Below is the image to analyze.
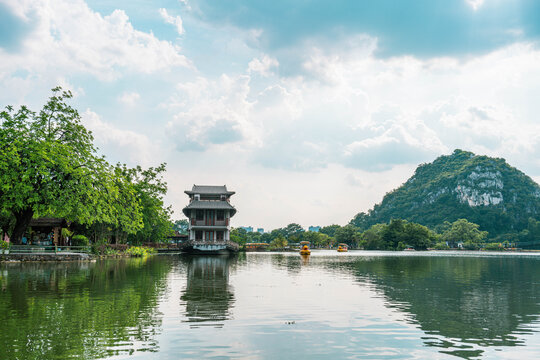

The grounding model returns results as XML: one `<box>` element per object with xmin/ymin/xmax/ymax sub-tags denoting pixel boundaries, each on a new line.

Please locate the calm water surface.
<box><xmin>2</xmin><ymin>251</ymin><xmax>540</xmax><ymax>359</ymax></box>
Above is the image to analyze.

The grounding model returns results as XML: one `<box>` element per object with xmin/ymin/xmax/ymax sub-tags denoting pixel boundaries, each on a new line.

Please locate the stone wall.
<box><xmin>0</xmin><ymin>253</ymin><xmax>95</xmax><ymax>262</ymax></box>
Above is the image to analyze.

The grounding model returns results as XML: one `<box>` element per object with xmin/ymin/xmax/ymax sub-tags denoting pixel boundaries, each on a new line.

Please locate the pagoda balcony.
<box><xmin>191</xmin><ymin>219</ymin><xmax>229</xmax><ymax>226</ymax></box>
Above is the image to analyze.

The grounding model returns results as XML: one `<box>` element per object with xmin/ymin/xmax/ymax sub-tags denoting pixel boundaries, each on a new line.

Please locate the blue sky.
<box><xmin>1</xmin><ymin>0</ymin><xmax>540</xmax><ymax>229</ymax></box>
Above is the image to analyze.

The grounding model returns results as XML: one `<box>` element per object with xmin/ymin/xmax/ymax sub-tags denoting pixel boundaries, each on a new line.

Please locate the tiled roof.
<box><xmin>182</xmin><ymin>200</ymin><xmax>237</xmax><ymax>217</ymax></box>
<box><xmin>185</xmin><ymin>185</ymin><xmax>235</xmax><ymax>195</ymax></box>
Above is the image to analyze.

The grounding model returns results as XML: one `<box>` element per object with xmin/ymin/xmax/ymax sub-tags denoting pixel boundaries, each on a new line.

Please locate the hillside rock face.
<box><xmin>351</xmin><ymin>150</ymin><xmax>540</xmax><ymax>236</ymax></box>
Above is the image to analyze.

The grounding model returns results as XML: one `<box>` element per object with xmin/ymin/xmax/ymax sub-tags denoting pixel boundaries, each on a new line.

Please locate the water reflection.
<box><xmin>180</xmin><ymin>255</ymin><xmax>235</xmax><ymax>327</ymax></box>
<box><xmin>0</xmin><ymin>257</ymin><xmax>172</xmax><ymax>359</ymax></box>
<box><xmin>341</xmin><ymin>254</ymin><xmax>540</xmax><ymax>358</ymax></box>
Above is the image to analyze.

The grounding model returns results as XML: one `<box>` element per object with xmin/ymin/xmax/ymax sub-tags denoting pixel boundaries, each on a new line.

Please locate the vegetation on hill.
<box><xmin>350</xmin><ymin>149</ymin><xmax>540</xmax><ymax>238</ymax></box>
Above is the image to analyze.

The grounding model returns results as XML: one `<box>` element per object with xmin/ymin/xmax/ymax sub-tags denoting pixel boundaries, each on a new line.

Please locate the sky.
<box><xmin>1</xmin><ymin>0</ymin><xmax>540</xmax><ymax>230</ymax></box>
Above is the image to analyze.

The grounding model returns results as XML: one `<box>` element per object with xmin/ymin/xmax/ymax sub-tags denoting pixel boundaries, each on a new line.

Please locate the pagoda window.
<box><xmin>195</xmin><ymin>230</ymin><xmax>203</xmax><ymax>240</ymax></box>
<box><xmin>216</xmin><ymin>231</ymin><xmax>224</xmax><ymax>241</ymax></box>
<box><xmin>217</xmin><ymin>210</ymin><xmax>224</xmax><ymax>221</ymax></box>
<box><xmin>196</xmin><ymin>210</ymin><xmax>204</xmax><ymax>221</ymax></box>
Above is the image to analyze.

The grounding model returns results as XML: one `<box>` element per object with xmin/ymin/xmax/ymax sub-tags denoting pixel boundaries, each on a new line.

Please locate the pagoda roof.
<box><xmin>182</xmin><ymin>200</ymin><xmax>237</xmax><ymax>217</ymax></box>
<box><xmin>185</xmin><ymin>185</ymin><xmax>235</xmax><ymax>196</ymax></box>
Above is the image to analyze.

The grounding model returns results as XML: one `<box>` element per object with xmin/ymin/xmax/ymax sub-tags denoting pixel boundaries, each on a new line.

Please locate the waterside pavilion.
<box><xmin>182</xmin><ymin>185</ymin><xmax>237</xmax><ymax>253</ymax></box>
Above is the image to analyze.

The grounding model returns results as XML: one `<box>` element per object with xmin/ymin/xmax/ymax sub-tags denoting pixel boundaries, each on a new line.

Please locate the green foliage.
<box><xmin>172</xmin><ymin>219</ymin><xmax>189</xmax><ymax>234</ymax></box>
<box><xmin>283</xmin><ymin>223</ymin><xmax>304</xmax><ymax>242</ymax></box>
<box><xmin>484</xmin><ymin>242</ymin><xmax>504</xmax><ymax>251</ymax></box>
<box><xmin>357</xmin><ymin>220</ymin><xmax>437</xmax><ymax>250</ymax></box>
<box><xmin>61</xmin><ymin>227</ymin><xmax>73</xmax><ymax>238</ymax></box>
<box><xmin>0</xmin><ymin>87</ymin><xmax>144</xmax><ymax>243</ymax></box>
<box><xmin>231</xmin><ymin>227</ymin><xmax>248</xmax><ymax>246</ymax></box>
<box><xmin>126</xmin><ymin>246</ymin><xmax>156</xmax><ymax>257</ymax></box>
<box><xmin>320</xmin><ymin>224</ymin><xmax>341</xmax><ymax>237</ymax></box>
<box><xmin>335</xmin><ymin>224</ymin><xmax>361</xmax><ymax>248</ymax></box>
<box><xmin>441</xmin><ymin>219</ymin><xmax>487</xmax><ymax>247</ymax></box>
<box><xmin>0</xmin><ymin>240</ymin><xmax>10</xmax><ymax>250</ymax></box>
<box><xmin>350</xmin><ymin>149</ymin><xmax>540</xmax><ymax>238</ymax></box>
<box><xmin>359</xmin><ymin>223</ymin><xmax>386</xmax><ymax>250</ymax></box>
<box><xmin>121</xmin><ymin>163</ymin><xmax>173</xmax><ymax>244</ymax></box>
<box><xmin>434</xmin><ymin>242</ymin><xmax>450</xmax><ymax>250</ymax></box>
<box><xmin>269</xmin><ymin>235</ymin><xmax>288</xmax><ymax>250</ymax></box>
<box><xmin>463</xmin><ymin>241</ymin><xmax>480</xmax><ymax>250</ymax></box>
<box><xmin>71</xmin><ymin>234</ymin><xmax>89</xmax><ymax>246</ymax></box>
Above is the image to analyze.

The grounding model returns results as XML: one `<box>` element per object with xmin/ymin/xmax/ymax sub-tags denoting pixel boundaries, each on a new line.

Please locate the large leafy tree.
<box><xmin>0</xmin><ymin>88</ymin><xmax>142</xmax><ymax>243</ymax></box>
<box><xmin>441</xmin><ymin>218</ymin><xmax>488</xmax><ymax>248</ymax></box>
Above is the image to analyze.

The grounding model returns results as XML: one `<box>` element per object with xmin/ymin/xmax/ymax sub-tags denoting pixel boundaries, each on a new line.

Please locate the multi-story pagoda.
<box><xmin>181</xmin><ymin>185</ymin><xmax>239</xmax><ymax>253</ymax></box>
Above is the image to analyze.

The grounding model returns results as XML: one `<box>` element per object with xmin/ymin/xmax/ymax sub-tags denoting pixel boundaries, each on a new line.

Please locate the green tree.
<box><xmin>335</xmin><ymin>224</ymin><xmax>361</xmax><ymax>248</ymax></box>
<box><xmin>172</xmin><ymin>219</ymin><xmax>189</xmax><ymax>234</ymax></box>
<box><xmin>441</xmin><ymin>219</ymin><xmax>488</xmax><ymax>248</ymax></box>
<box><xmin>269</xmin><ymin>235</ymin><xmax>288</xmax><ymax>250</ymax></box>
<box><xmin>230</xmin><ymin>227</ymin><xmax>248</xmax><ymax>246</ymax></box>
<box><xmin>302</xmin><ymin>231</ymin><xmax>319</xmax><ymax>247</ymax></box>
<box><xmin>124</xmin><ymin>163</ymin><xmax>173</xmax><ymax>244</ymax></box>
<box><xmin>403</xmin><ymin>222</ymin><xmax>437</xmax><ymax>250</ymax></box>
<box><xmin>0</xmin><ymin>87</ymin><xmax>131</xmax><ymax>243</ymax></box>
<box><xmin>381</xmin><ymin>219</ymin><xmax>407</xmax><ymax>250</ymax></box>
<box><xmin>320</xmin><ymin>224</ymin><xmax>341</xmax><ymax>237</ymax></box>
<box><xmin>283</xmin><ymin>223</ymin><xmax>304</xmax><ymax>241</ymax></box>
<box><xmin>360</xmin><ymin>223</ymin><xmax>387</xmax><ymax>250</ymax></box>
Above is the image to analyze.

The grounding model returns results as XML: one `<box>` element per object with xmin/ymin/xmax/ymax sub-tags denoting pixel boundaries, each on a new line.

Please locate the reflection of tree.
<box><xmin>343</xmin><ymin>256</ymin><xmax>540</xmax><ymax>358</ymax></box>
<box><xmin>180</xmin><ymin>255</ymin><xmax>235</xmax><ymax>327</ymax></box>
<box><xmin>0</xmin><ymin>257</ymin><xmax>173</xmax><ymax>359</ymax></box>
<box><xmin>269</xmin><ymin>253</ymin><xmax>302</xmax><ymax>274</ymax></box>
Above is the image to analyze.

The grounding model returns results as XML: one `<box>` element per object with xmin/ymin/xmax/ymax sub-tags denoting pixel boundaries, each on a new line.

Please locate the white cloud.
<box><xmin>159</xmin><ymin>8</ymin><xmax>184</xmax><ymax>35</ymax></box>
<box><xmin>81</xmin><ymin>110</ymin><xmax>159</xmax><ymax>166</ymax></box>
<box><xmin>118</xmin><ymin>91</ymin><xmax>141</xmax><ymax>106</ymax></box>
<box><xmin>0</xmin><ymin>0</ymin><xmax>190</xmax><ymax>81</ymax></box>
<box><xmin>466</xmin><ymin>0</ymin><xmax>485</xmax><ymax>11</ymax></box>
<box><xmin>166</xmin><ymin>74</ymin><xmax>260</xmax><ymax>151</ymax></box>
<box><xmin>248</xmin><ymin>55</ymin><xmax>278</xmax><ymax>77</ymax></box>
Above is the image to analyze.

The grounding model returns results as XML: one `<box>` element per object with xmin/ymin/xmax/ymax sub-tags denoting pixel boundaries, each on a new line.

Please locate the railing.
<box><xmin>190</xmin><ymin>220</ymin><xmax>229</xmax><ymax>226</ymax></box>
<box><xmin>8</xmin><ymin>245</ymin><xmax>92</xmax><ymax>254</ymax></box>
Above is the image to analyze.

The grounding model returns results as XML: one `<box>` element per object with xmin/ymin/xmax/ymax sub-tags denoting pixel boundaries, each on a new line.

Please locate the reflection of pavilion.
<box><xmin>180</xmin><ymin>256</ymin><xmax>235</xmax><ymax>327</ymax></box>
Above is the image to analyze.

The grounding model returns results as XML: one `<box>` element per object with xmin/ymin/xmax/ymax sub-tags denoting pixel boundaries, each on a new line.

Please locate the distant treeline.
<box><xmin>231</xmin><ymin>217</ymin><xmax>540</xmax><ymax>250</ymax></box>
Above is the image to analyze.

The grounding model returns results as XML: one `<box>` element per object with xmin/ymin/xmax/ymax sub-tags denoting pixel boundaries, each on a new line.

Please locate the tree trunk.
<box><xmin>10</xmin><ymin>208</ymin><xmax>34</xmax><ymax>244</ymax></box>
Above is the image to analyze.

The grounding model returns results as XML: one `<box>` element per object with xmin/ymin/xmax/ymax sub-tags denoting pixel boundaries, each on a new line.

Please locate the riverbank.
<box><xmin>0</xmin><ymin>252</ymin><xmax>95</xmax><ymax>262</ymax></box>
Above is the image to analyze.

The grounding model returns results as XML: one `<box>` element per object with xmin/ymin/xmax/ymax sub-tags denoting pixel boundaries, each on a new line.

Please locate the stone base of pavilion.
<box><xmin>179</xmin><ymin>240</ymin><xmax>239</xmax><ymax>255</ymax></box>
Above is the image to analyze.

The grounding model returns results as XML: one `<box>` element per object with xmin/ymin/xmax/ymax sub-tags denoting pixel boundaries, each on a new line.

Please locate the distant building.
<box><xmin>308</xmin><ymin>226</ymin><xmax>321</xmax><ymax>232</ymax></box>
<box><xmin>257</xmin><ymin>228</ymin><xmax>264</xmax><ymax>234</ymax></box>
<box><xmin>240</xmin><ymin>226</ymin><xmax>254</xmax><ymax>233</ymax></box>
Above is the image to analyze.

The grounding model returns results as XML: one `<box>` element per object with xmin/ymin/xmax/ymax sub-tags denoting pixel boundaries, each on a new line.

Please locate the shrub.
<box><xmin>126</xmin><ymin>246</ymin><xmax>156</xmax><ymax>257</ymax></box>
<box><xmin>484</xmin><ymin>242</ymin><xmax>504</xmax><ymax>251</ymax></box>
<box><xmin>463</xmin><ymin>241</ymin><xmax>480</xmax><ymax>250</ymax></box>
<box><xmin>91</xmin><ymin>239</ymin><xmax>109</xmax><ymax>255</ymax></box>
<box><xmin>72</xmin><ymin>235</ymin><xmax>89</xmax><ymax>246</ymax></box>
<box><xmin>0</xmin><ymin>241</ymin><xmax>10</xmax><ymax>250</ymax></box>
<box><xmin>434</xmin><ymin>242</ymin><xmax>450</xmax><ymax>250</ymax></box>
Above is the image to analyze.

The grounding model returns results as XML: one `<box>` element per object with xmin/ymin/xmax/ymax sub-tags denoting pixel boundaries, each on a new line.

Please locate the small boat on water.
<box><xmin>299</xmin><ymin>245</ymin><xmax>311</xmax><ymax>255</ymax></box>
<box><xmin>337</xmin><ymin>243</ymin><xmax>348</xmax><ymax>252</ymax></box>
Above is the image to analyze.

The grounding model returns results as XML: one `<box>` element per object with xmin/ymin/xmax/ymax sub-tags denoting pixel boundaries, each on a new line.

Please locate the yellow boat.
<box><xmin>337</xmin><ymin>243</ymin><xmax>348</xmax><ymax>252</ymax></box>
<box><xmin>299</xmin><ymin>244</ymin><xmax>311</xmax><ymax>255</ymax></box>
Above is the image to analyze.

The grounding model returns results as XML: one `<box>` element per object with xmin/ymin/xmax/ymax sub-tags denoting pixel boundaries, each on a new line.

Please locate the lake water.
<box><xmin>2</xmin><ymin>251</ymin><xmax>540</xmax><ymax>359</ymax></box>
